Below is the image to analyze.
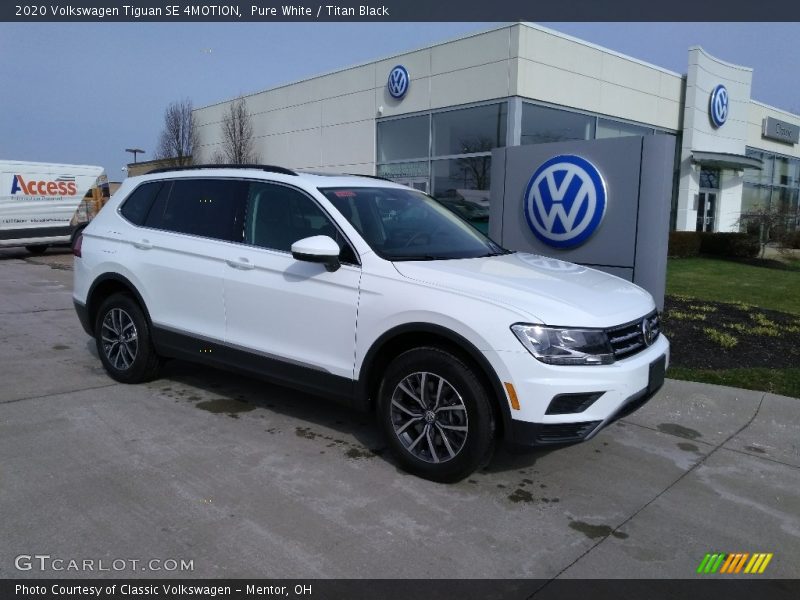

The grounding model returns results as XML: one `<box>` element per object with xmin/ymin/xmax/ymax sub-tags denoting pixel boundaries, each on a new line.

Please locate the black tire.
<box><xmin>25</xmin><ymin>245</ymin><xmax>48</xmax><ymax>255</ymax></box>
<box><xmin>94</xmin><ymin>293</ymin><xmax>161</xmax><ymax>383</ymax></box>
<box><xmin>378</xmin><ymin>347</ymin><xmax>495</xmax><ymax>483</ymax></box>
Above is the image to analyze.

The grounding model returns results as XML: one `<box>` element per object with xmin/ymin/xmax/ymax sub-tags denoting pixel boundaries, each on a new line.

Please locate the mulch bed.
<box><xmin>662</xmin><ymin>296</ymin><xmax>800</xmax><ymax>370</ymax></box>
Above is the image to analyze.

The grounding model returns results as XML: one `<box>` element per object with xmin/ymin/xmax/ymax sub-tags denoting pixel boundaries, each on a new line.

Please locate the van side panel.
<box><xmin>0</xmin><ymin>161</ymin><xmax>104</xmax><ymax>247</ymax></box>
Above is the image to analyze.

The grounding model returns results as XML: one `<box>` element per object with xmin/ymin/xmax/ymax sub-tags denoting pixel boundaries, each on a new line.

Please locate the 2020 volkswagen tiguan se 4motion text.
<box><xmin>73</xmin><ymin>165</ymin><xmax>668</xmax><ymax>482</ymax></box>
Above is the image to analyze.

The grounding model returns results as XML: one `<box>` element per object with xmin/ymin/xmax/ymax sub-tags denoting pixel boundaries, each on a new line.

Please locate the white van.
<box><xmin>0</xmin><ymin>161</ymin><xmax>105</xmax><ymax>253</ymax></box>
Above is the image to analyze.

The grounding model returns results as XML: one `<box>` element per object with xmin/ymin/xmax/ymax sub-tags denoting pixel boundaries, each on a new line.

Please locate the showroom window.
<box><xmin>742</xmin><ymin>148</ymin><xmax>800</xmax><ymax>233</ymax></box>
<box><xmin>521</xmin><ymin>104</ymin><xmax>595</xmax><ymax>144</ymax></box>
<box><xmin>376</xmin><ymin>115</ymin><xmax>429</xmax><ymax>163</ymax></box>
<box><xmin>432</xmin><ymin>104</ymin><xmax>507</xmax><ymax>157</ymax></box>
<box><xmin>596</xmin><ymin>118</ymin><xmax>654</xmax><ymax>139</ymax></box>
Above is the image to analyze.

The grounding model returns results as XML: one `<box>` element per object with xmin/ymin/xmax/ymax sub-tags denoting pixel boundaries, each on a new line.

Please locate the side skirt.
<box><xmin>151</xmin><ymin>326</ymin><xmax>357</xmax><ymax>408</ymax></box>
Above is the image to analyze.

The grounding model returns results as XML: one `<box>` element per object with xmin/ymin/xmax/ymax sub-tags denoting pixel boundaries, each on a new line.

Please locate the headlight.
<box><xmin>511</xmin><ymin>324</ymin><xmax>614</xmax><ymax>366</ymax></box>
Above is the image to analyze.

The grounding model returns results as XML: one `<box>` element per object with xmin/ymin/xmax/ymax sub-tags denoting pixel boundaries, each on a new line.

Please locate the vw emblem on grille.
<box><xmin>523</xmin><ymin>154</ymin><xmax>607</xmax><ymax>249</ymax></box>
<box><xmin>642</xmin><ymin>317</ymin><xmax>658</xmax><ymax>347</ymax></box>
<box><xmin>387</xmin><ymin>65</ymin><xmax>409</xmax><ymax>99</ymax></box>
<box><xmin>709</xmin><ymin>84</ymin><xmax>729</xmax><ymax>128</ymax></box>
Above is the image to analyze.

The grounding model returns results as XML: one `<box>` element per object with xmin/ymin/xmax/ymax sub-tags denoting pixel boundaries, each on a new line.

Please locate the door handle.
<box><xmin>226</xmin><ymin>258</ymin><xmax>254</xmax><ymax>270</ymax></box>
<box><xmin>133</xmin><ymin>239</ymin><xmax>152</xmax><ymax>250</ymax></box>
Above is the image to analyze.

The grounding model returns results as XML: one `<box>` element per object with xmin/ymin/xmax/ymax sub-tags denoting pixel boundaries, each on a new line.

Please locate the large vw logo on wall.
<box><xmin>387</xmin><ymin>65</ymin><xmax>409</xmax><ymax>99</ymax></box>
<box><xmin>709</xmin><ymin>84</ymin><xmax>729</xmax><ymax>128</ymax></box>
<box><xmin>523</xmin><ymin>155</ymin><xmax>607</xmax><ymax>249</ymax></box>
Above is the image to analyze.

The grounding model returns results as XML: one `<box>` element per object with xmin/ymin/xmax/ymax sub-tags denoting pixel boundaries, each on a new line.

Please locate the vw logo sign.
<box><xmin>709</xmin><ymin>84</ymin><xmax>729</xmax><ymax>128</ymax></box>
<box><xmin>523</xmin><ymin>155</ymin><xmax>607</xmax><ymax>249</ymax></box>
<box><xmin>387</xmin><ymin>65</ymin><xmax>409</xmax><ymax>99</ymax></box>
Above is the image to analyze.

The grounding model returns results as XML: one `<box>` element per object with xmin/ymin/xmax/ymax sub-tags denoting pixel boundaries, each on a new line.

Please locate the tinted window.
<box><xmin>245</xmin><ymin>183</ymin><xmax>357</xmax><ymax>264</ymax></box>
<box><xmin>120</xmin><ymin>182</ymin><xmax>163</xmax><ymax>226</ymax></box>
<box><xmin>144</xmin><ymin>178</ymin><xmax>247</xmax><ymax>242</ymax></box>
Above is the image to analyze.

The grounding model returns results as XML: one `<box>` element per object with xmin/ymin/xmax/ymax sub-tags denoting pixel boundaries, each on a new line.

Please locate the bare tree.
<box><xmin>215</xmin><ymin>96</ymin><xmax>259</xmax><ymax>164</ymax></box>
<box><xmin>154</xmin><ymin>98</ymin><xmax>197</xmax><ymax>166</ymax></box>
<box><xmin>455</xmin><ymin>137</ymin><xmax>494</xmax><ymax>191</ymax></box>
<box><xmin>737</xmin><ymin>203</ymin><xmax>786</xmax><ymax>258</ymax></box>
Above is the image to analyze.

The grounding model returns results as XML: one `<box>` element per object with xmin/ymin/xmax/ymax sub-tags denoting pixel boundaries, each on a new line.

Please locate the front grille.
<box><xmin>534</xmin><ymin>421</ymin><xmax>602</xmax><ymax>444</ymax></box>
<box><xmin>606</xmin><ymin>311</ymin><xmax>660</xmax><ymax>360</ymax></box>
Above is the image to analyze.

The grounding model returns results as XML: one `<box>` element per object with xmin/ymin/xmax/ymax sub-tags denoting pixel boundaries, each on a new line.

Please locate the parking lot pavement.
<box><xmin>1</xmin><ymin>251</ymin><xmax>798</xmax><ymax>579</ymax></box>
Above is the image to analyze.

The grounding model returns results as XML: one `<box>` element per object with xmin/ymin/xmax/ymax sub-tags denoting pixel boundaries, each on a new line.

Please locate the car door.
<box><xmin>128</xmin><ymin>177</ymin><xmax>246</xmax><ymax>343</ymax></box>
<box><xmin>223</xmin><ymin>181</ymin><xmax>361</xmax><ymax>390</ymax></box>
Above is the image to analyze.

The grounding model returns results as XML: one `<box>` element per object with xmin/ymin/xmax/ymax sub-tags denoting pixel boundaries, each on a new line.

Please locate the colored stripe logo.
<box><xmin>697</xmin><ymin>552</ymin><xmax>773</xmax><ymax>574</ymax></box>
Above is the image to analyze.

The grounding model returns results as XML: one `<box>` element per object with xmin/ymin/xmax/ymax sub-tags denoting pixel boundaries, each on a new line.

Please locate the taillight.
<box><xmin>72</xmin><ymin>234</ymin><xmax>83</xmax><ymax>258</ymax></box>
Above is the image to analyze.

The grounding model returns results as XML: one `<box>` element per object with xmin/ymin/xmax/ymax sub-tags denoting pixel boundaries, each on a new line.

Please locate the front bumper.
<box><xmin>486</xmin><ymin>335</ymin><xmax>669</xmax><ymax>447</ymax></box>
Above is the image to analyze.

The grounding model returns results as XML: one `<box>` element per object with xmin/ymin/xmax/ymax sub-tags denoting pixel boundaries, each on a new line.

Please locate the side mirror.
<box><xmin>291</xmin><ymin>235</ymin><xmax>341</xmax><ymax>272</ymax></box>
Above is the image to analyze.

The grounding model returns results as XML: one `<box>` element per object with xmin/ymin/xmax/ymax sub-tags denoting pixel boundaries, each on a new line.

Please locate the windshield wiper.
<box><xmin>389</xmin><ymin>255</ymin><xmax>454</xmax><ymax>261</ymax></box>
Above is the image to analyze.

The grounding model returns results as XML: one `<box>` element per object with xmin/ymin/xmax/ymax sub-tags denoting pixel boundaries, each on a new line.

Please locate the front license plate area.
<box><xmin>648</xmin><ymin>355</ymin><xmax>666</xmax><ymax>394</ymax></box>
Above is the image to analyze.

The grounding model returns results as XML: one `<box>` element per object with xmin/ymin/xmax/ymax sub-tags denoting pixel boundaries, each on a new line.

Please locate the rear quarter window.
<box><xmin>119</xmin><ymin>182</ymin><xmax>164</xmax><ymax>226</ymax></box>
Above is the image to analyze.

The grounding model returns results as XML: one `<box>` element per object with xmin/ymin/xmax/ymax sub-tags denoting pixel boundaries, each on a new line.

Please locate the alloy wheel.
<box><xmin>390</xmin><ymin>371</ymin><xmax>469</xmax><ymax>464</ymax></box>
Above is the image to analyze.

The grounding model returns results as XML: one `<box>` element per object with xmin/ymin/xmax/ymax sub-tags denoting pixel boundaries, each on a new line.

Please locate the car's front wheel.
<box><xmin>94</xmin><ymin>293</ymin><xmax>160</xmax><ymax>383</ymax></box>
<box><xmin>378</xmin><ymin>347</ymin><xmax>495</xmax><ymax>482</ymax></box>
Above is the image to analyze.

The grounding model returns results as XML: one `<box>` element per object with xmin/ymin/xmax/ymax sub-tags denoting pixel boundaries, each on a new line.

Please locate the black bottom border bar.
<box><xmin>4</xmin><ymin>580</ymin><xmax>800</xmax><ymax>600</ymax></box>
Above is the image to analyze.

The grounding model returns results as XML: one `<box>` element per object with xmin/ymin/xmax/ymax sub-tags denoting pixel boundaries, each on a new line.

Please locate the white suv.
<box><xmin>73</xmin><ymin>165</ymin><xmax>669</xmax><ymax>482</ymax></box>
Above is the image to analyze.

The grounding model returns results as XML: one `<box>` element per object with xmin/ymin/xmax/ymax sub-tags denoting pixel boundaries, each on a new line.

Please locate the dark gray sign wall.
<box><xmin>489</xmin><ymin>135</ymin><xmax>675</xmax><ymax>310</ymax></box>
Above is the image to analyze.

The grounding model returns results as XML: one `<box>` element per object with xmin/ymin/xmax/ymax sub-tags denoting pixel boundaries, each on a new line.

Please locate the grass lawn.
<box><xmin>666</xmin><ymin>257</ymin><xmax>800</xmax><ymax>315</ymax></box>
<box><xmin>668</xmin><ymin>367</ymin><xmax>800</xmax><ymax>400</ymax></box>
<box><xmin>665</xmin><ymin>257</ymin><xmax>800</xmax><ymax>398</ymax></box>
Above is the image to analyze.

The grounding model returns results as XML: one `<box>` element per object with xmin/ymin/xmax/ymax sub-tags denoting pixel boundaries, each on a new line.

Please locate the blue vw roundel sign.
<box><xmin>387</xmin><ymin>65</ymin><xmax>409</xmax><ymax>99</ymax></box>
<box><xmin>523</xmin><ymin>155</ymin><xmax>607</xmax><ymax>249</ymax></box>
<box><xmin>709</xmin><ymin>84</ymin><xmax>729</xmax><ymax>128</ymax></box>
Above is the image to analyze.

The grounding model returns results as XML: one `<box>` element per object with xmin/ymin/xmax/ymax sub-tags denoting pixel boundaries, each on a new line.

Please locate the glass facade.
<box><xmin>521</xmin><ymin>104</ymin><xmax>594</xmax><ymax>144</ymax></box>
<box><xmin>376</xmin><ymin>98</ymin><xmax>674</xmax><ymax>234</ymax></box>
<box><xmin>743</xmin><ymin>148</ymin><xmax>800</xmax><ymax>233</ymax></box>
<box><xmin>376</xmin><ymin>115</ymin><xmax>429</xmax><ymax>163</ymax></box>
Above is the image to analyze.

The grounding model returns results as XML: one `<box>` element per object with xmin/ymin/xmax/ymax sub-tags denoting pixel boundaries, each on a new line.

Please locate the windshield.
<box><xmin>319</xmin><ymin>186</ymin><xmax>507</xmax><ymax>261</ymax></box>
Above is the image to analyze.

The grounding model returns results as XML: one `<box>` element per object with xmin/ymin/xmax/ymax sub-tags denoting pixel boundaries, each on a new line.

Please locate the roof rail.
<box><xmin>146</xmin><ymin>164</ymin><xmax>297</xmax><ymax>176</ymax></box>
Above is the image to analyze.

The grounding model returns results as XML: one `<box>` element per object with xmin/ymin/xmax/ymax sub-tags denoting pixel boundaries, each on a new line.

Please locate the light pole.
<box><xmin>125</xmin><ymin>148</ymin><xmax>145</xmax><ymax>163</ymax></box>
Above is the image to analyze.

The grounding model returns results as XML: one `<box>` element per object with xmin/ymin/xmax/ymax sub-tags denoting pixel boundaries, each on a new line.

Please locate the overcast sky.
<box><xmin>1</xmin><ymin>22</ymin><xmax>798</xmax><ymax>179</ymax></box>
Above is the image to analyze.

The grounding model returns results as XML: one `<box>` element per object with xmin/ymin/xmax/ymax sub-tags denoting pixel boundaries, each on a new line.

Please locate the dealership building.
<box><xmin>193</xmin><ymin>22</ymin><xmax>800</xmax><ymax>233</ymax></box>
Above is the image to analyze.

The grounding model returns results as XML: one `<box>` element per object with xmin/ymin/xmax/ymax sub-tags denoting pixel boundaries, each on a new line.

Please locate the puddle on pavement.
<box><xmin>195</xmin><ymin>398</ymin><xmax>255</xmax><ymax>418</ymax></box>
<box><xmin>569</xmin><ymin>520</ymin><xmax>629</xmax><ymax>540</ymax></box>
<box><xmin>295</xmin><ymin>426</ymin><xmax>385</xmax><ymax>460</ymax></box>
<box><xmin>677</xmin><ymin>442</ymin><xmax>702</xmax><ymax>453</ymax></box>
<box><xmin>657</xmin><ymin>423</ymin><xmax>702</xmax><ymax>440</ymax></box>
<box><xmin>745</xmin><ymin>445</ymin><xmax>767</xmax><ymax>454</ymax></box>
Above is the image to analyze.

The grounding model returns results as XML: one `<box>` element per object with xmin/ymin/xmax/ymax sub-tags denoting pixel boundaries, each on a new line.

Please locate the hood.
<box><xmin>392</xmin><ymin>253</ymin><xmax>655</xmax><ymax>328</ymax></box>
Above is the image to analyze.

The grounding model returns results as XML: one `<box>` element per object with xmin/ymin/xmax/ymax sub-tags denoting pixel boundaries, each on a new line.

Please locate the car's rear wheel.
<box><xmin>25</xmin><ymin>245</ymin><xmax>48</xmax><ymax>255</ymax></box>
<box><xmin>378</xmin><ymin>347</ymin><xmax>495</xmax><ymax>482</ymax></box>
<box><xmin>95</xmin><ymin>293</ymin><xmax>160</xmax><ymax>383</ymax></box>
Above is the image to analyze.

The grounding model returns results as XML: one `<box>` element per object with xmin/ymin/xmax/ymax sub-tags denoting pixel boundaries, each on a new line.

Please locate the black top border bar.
<box><xmin>4</xmin><ymin>0</ymin><xmax>800</xmax><ymax>22</ymax></box>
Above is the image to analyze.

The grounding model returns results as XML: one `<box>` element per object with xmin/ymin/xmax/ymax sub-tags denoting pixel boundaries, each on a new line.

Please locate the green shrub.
<box><xmin>699</xmin><ymin>232</ymin><xmax>760</xmax><ymax>258</ymax></box>
<box><xmin>668</xmin><ymin>231</ymin><xmax>701</xmax><ymax>258</ymax></box>
<box><xmin>782</xmin><ymin>230</ymin><xmax>800</xmax><ymax>250</ymax></box>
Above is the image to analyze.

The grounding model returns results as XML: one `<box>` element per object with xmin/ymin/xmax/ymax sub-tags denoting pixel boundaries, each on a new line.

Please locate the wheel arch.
<box><xmin>86</xmin><ymin>273</ymin><xmax>152</xmax><ymax>334</ymax></box>
<box><xmin>356</xmin><ymin>323</ymin><xmax>512</xmax><ymax>441</ymax></box>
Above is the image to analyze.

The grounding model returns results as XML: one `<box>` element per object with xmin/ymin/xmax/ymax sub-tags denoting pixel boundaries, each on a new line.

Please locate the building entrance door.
<box><xmin>696</xmin><ymin>190</ymin><xmax>717</xmax><ymax>232</ymax></box>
